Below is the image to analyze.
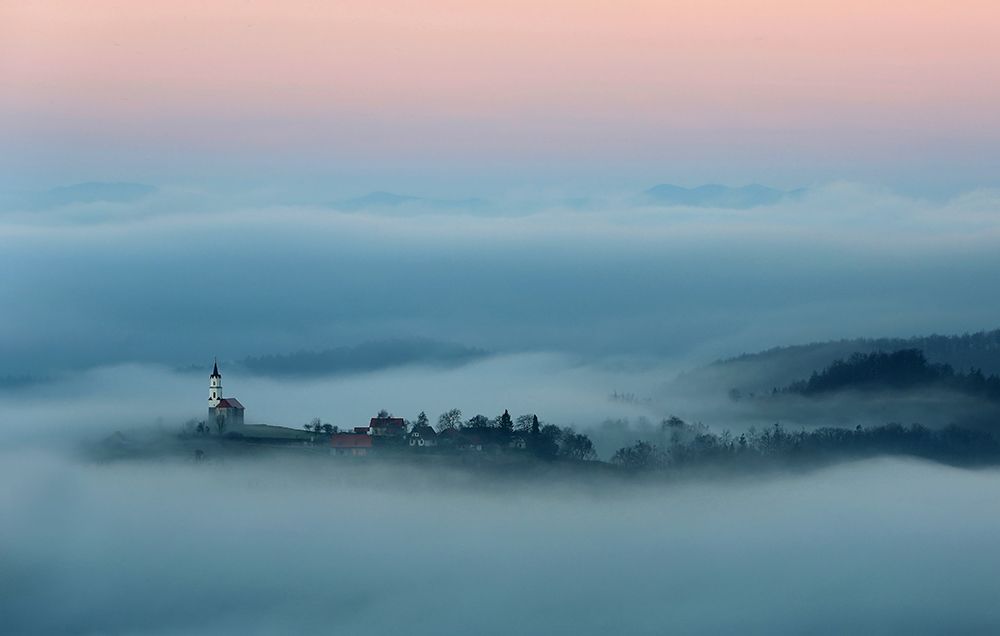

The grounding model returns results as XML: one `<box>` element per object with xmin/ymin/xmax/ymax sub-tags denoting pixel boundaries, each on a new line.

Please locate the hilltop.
<box><xmin>674</xmin><ymin>329</ymin><xmax>1000</xmax><ymax>396</ymax></box>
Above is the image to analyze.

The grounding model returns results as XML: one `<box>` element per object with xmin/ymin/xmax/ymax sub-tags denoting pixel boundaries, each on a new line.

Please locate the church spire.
<box><xmin>209</xmin><ymin>359</ymin><xmax>222</xmax><ymax>407</ymax></box>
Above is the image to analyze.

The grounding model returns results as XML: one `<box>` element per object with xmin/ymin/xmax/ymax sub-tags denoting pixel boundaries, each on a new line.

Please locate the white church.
<box><xmin>207</xmin><ymin>360</ymin><xmax>245</xmax><ymax>431</ymax></box>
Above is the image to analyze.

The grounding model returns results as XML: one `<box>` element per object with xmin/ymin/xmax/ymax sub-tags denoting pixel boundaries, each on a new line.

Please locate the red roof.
<box><xmin>369</xmin><ymin>417</ymin><xmax>405</xmax><ymax>428</ymax></box>
<box><xmin>331</xmin><ymin>434</ymin><xmax>373</xmax><ymax>448</ymax></box>
<box><xmin>215</xmin><ymin>398</ymin><xmax>244</xmax><ymax>410</ymax></box>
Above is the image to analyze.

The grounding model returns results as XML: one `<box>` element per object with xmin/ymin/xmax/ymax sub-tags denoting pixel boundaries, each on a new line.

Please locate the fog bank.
<box><xmin>2</xmin><ymin>182</ymin><xmax>999</xmax><ymax>375</ymax></box>
<box><xmin>3</xmin><ymin>451</ymin><xmax>999</xmax><ymax>634</ymax></box>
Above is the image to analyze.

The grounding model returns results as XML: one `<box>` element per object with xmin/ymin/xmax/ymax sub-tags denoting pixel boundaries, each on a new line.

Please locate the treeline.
<box><xmin>781</xmin><ymin>349</ymin><xmax>1000</xmax><ymax>400</ymax></box>
<box><xmin>725</xmin><ymin>329</ymin><xmax>1000</xmax><ymax>377</ymax></box>
<box><xmin>612</xmin><ymin>417</ymin><xmax>1000</xmax><ymax>472</ymax></box>
<box><xmin>300</xmin><ymin>402</ymin><xmax>1000</xmax><ymax>472</ymax></box>
<box><xmin>306</xmin><ymin>408</ymin><xmax>598</xmax><ymax>461</ymax></box>
<box><xmin>431</xmin><ymin>408</ymin><xmax>597</xmax><ymax>460</ymax></box>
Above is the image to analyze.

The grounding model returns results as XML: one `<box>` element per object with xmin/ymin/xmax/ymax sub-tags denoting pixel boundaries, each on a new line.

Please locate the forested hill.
<box><xmin>674</xmin><ymin>329</ymin><xmax>1000</xmax><ymax>395</ymax></box>
<box><xmin>782</xmin><ymin>349</ymin><xmax>1000</xmax><ymax>400</ymax></box>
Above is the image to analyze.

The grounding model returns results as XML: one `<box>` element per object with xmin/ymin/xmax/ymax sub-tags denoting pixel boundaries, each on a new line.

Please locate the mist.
<box><xmin>2</xmin><ymin>182</ymin><xmax>1000</xmax><ymax>377</ymax></box>
<box><xmin>5</xmin><ymin>347</ymin><xmax>1000</xmax><ymax>634</ymax></box>
<box><xmin>0</xmin><ymin>355</ymin><xmax>667</xmax><ymax>454</ymax></box>
<box><xmin>3</xmin><ymin>448</ymin><xmax>1000</xmax><ymax>635</ymax></box>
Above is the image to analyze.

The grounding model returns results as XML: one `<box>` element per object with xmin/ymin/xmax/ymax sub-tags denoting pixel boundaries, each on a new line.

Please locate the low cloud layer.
<box><xmin>0</xmin><ymin>356</ymin><xmax>664</xmax><ymax>452</ymax></box>
<box><xmin>3</xmin><ymin>450</ymin><xmax>999</xmax><ymax>635</ymax></box>
<box><xmin>3</xmin><ymin>181</ymin><xmax>999</xmax><ymax>633</ymax></box>
<box><xmin>1</xmin><ymin>182</ymin><xmax>998</xmax><ymax>376</ymax></box>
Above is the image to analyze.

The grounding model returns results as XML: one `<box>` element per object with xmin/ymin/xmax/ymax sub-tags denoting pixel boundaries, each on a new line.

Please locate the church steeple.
<box><xmin>209</xmin><ymin>359</ymin><xmax>222</xmax><ymax>407</ymax></box>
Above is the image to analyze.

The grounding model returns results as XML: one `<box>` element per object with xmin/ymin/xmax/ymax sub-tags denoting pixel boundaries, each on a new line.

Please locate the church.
<box><xmin>208</xmin><ymin>360</ymin><xmax>244</xmax><ymax>431</ymax></box>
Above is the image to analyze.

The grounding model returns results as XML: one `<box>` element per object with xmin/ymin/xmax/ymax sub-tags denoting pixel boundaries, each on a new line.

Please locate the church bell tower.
<box><xmin>209</xmin><ymin>359</ymin><xmax>222</xmax><ymax>407</ymax></box>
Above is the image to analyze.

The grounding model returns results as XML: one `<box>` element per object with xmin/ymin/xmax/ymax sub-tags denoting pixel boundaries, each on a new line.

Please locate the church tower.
<box><xmin>209</xmin><ymin>359</ymin><xmax>222</xmax><ymax>407</ymax></box>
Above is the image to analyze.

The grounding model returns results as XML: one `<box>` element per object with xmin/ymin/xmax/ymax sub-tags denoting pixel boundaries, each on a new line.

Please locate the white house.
<box><xmin>408</xmin><ymin>425</ymin><xmax>438</xmax><ymax>447</ymax></box>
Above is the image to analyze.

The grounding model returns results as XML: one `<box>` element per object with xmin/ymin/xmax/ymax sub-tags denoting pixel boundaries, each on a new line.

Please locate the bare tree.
<box><xmin>437</xmin><ymin>408</ymin><xmax>463</xmax><ymax>431</ymax></box>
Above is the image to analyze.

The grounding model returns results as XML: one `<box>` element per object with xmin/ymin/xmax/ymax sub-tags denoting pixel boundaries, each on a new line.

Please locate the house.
<box><xmin>207</xmin><ymin>361</ymin><xmax>245</xmax><ymax>431</ymax></box>
<box><xmin>369</xmin><ymin>416</ymin><xmax>406</xmax><ymax>438</ymax></box>
<box><xmin>458</xmin><ymin>432</ymin><xmax>485</xmax><ymax>452</ymax></box>
<box><xmin>331</xmin><ymin>433</ymin><xmax>373</xmax><ymax>456</ymax></box>
<box><xmin>508</xmin><ymin>431</ymin><xmax>528</xmax><ymax>450</ymax></box>
<box><xmin>408</xmin><ymin>425</ymin><xmax>438</xmax><ymax>448</ymax></box>
<box><xmin>436</xmin><ymin>427</ymin><xmax>461</xmax><ymax>447</ymax></box>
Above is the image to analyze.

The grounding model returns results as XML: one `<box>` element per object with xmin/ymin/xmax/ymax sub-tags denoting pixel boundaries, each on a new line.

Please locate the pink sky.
<box><xmin>3</xmin><ymin>1</ymin><xmax>999</xmax><ymax>187</ymax></box>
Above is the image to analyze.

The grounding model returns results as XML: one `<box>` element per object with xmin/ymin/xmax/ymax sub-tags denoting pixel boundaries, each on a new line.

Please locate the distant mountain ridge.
<box><xmin>37</xmin><ymin>182</ymin><xmax>156</xmax><ymax>209</ymax></box>
<box><xmin>675</xmin><ymin>329</ymin><xmax>1000</xmax><ymax>395</ymax></box>
<box><xmin>332</xmin><ymin>191</ymin><xmax>486</xmax><ymax>211</ymax></box>
<box><xmin>643</xmin><ymin>183</ymin><xmax>803</xmax><ymax>209</ymax></box>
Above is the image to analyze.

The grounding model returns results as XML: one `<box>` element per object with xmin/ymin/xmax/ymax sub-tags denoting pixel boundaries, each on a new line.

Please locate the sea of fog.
<box><xmin>0</xmin><ymin>356</ymin><xmax>671</xmax><ymax>456</ymax></box>
<box><xmin>2</xmin><ymin>449</ymin><xmax>999</xmax><ymax>635</ymax></box>
<box><xmin>5</xmin><ymin>179</ymin><xmax>1000</xmax><ymax>632</ymax></box>
<box><xmin>4</xmin><ymin>352</ymin><xmax>995</xmax><ymax>461</ymax></box>
<box><xmin>2</xmin><ymin>343</ymin><xmax>999</xmax><ymax>634</ymax></box>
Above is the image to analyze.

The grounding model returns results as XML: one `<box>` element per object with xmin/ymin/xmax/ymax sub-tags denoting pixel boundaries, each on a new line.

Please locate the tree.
<box><xmin>531</xmin><ymin>421</ymin><xmax>559</xmax><ymax>459</ymax></box>
<box><xmin>466</xmin><ymin>414</ymin><xmax>492</xmax><ymax>429</ymax></box>
<box><xmin>540</xmin><ymin>424</ymin><xmax>562</xmax><ymax>438</ymax></box>
<box><xmin>415</xmin><ymin>411</ymin><xmax>430</xmax><ymax>428</ymax></box>
<box><xmin>662</xmin><ymin>416</ymin><xmax>686</xmax><ymax>430</ymax></box>
<box><xmin>558</xmin><ymin>427</ymin><xmax>597</xmax><ymax>461</ymax></box>
<box><xmin>497</xmin><ymin>409</ymin><xmax>513</xmax><ymax>431</ymax></box>
<box><xmin>377</xmin><ymin>409</ymin><xmax>391</xmax><ymax>419</ymax></box>
<box><xmin>437</xmin><ymin>408</ymin><xmax>463</xmax><ymax>431</ymax></box>
<box><xmin>611</xmin><ymin>441</ymin><xmax>664</xmax><ymax>470</ymax></box>
<box><xmin>321</xmin><ymin>423</ymin><xmax>334</xmax><ymax>435</ymax></box>
<box><xmin>515</xmin><ymin>414</ymin><xmax>535</xmax><ymax>431</ymax></box>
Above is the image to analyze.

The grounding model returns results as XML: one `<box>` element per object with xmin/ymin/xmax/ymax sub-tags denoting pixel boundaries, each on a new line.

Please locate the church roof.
<box><xmin>215</xmin><ymin>397</ymin><xmax>244</xmax><ymax>410</ymax></box>
<box><xmin>210</xmin><ymin>360</ymin><xmax>221</xmax><ymax>378</ymax></box>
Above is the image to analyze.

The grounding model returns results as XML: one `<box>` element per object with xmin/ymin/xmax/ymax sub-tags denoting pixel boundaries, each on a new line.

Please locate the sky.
<box><xmin>3</xmin><ymin>1</ymin><xmax>1000</xmax><ymax>194</ymax></box>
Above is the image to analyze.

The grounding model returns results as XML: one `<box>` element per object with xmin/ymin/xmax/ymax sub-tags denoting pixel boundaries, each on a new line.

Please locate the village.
<box><xmin>192</xmin><ymin>360</ymin><xmax>554</xmax><ymax>459</ymax></box>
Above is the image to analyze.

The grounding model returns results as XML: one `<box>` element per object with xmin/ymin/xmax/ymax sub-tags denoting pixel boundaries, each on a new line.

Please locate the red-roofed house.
<box><xmin>369</xmin><ymin>416</ymin><xmax>406</xmax><ymax>438</ymax></box>
<box><xmin>331</xmin><ymin>433</ymin><xmax>373</xmax><ymax>456</ymax></box>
